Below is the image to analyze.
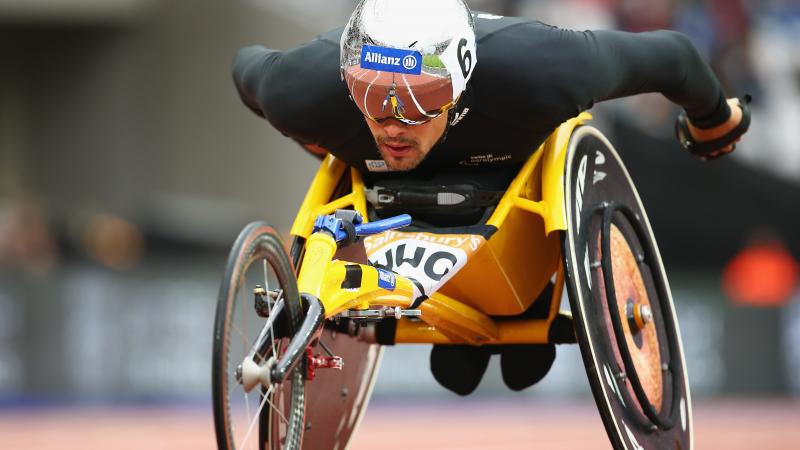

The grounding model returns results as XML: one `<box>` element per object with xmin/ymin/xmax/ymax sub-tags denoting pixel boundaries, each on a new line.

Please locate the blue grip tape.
<box><xmin>355</xmin><ymin>214</ymin><xmax>412</xmax><ymax>236</ymax></box>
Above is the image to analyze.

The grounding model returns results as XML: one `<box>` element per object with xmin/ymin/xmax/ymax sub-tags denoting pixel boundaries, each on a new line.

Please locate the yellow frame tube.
<box><xmin>394</xmin><ymin>319</ymin><xmax>552</xmax><ymax>345</ymax></box>
<box><xmin>486</xmin><ymin>112</ymin><xmax>590</xmax><ymax>234</ymax></box>
<box><xmin>290</xmin><ymin>156</ymin><xmax>368</xmax><ymax>239</ymax></box>
<box><xmin>420</xmin><ymin>291</ymin><xmax>499</xmax><ymax>344</ymax></box>
<box><xmin>297</xmin><ymin>233</ymin><xmax>416</xmax><ymax>316</ymax></box>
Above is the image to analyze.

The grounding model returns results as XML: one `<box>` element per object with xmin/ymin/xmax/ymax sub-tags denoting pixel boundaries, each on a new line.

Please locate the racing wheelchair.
<box><xmin>212</xmin><ymin>113</ymin><xmax>693</xmax><ymax>450</ymax></box>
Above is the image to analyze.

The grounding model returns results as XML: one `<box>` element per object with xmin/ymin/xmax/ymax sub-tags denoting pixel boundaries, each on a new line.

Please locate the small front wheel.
<box><xmin>212</xmin><ymin>222</ymin><xmax>306</xmax><ymax>450</ymax></box>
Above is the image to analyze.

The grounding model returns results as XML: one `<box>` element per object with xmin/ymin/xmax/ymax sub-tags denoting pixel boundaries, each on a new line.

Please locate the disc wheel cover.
<box><xmin>562</xmin><ymin>126</ymin><xmax>692</xmax><ymax>450</ymax></box>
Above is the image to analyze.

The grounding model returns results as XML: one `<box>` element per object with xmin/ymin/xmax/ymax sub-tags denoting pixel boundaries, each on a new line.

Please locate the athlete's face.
<box><xmin>365</xmin><ymin>114</ymin><xmax>447</xmax><ymax>171</ymax></box>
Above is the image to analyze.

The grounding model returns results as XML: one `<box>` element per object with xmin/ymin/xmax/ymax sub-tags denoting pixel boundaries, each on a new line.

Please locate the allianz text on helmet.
<box><xmin>340</xmin><ymin>0</ymin><xmax>477</xmax><ymax>125</ymax></box>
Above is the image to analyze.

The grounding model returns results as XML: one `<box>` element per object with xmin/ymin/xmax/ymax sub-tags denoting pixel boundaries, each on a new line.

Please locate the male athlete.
<box><xmin>233</xmin><ymin>0</ymin><xmax>750</xmax><ymax>395</ymax></box>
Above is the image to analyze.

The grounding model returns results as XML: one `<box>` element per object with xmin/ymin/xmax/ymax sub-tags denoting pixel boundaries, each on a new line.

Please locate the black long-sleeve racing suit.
<box><xmin>233</xmin><ymin>15</ymin><xmax>729</xmax><ymax>188</ymax></box>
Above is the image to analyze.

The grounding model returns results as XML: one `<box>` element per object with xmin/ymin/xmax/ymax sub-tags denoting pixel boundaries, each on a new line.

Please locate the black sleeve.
<box><xmin>477</xmin><ymin>22</ymin><xmax>729</xmax><ymax>129</ymax></box>
<box><xmin>582</xmin><ymin>28</ymin><xmax>729</xmax><ymax>126</ymax></box>
<box><xmin>232</xmin><ymin>45</ymin><xmax>276</xmax><ymax>119</ymax></box>
<box><xmin>232</xmin><ymin>30</ymin><xmax>362</xmax><ymax>147</ymax></box>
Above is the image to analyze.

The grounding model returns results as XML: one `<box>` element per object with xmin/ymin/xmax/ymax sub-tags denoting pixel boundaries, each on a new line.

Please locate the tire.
<box><xmin>213</xmin><ymin>222</ymin><xmax>306</xmax><ymax>450</ymax></box>
<box><xmin>562</xmin><ymin>127</ymin><xmax>693</xmax><ymax>450</ymax></box>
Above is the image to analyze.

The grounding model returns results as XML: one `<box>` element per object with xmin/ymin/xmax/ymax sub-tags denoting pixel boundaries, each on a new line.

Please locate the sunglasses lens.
<box><xmin>344</xmin><ymin>67</ymin><xmax>453</xmax><ymax>125</ymax></box>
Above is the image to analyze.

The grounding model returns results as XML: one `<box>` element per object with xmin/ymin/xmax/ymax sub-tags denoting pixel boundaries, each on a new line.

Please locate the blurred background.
<box><xmin>1</xmin><ymin>0</ymin><xmax>799</xmax><ymax>448</ymax></box>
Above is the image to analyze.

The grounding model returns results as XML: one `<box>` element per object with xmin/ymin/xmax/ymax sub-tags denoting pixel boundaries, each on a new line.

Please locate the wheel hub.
<box><xmin>238</xmin><ymin>355</ymin><xmax>276</xmax><ymax>392</ymax></box>
<box><xmin>626</xmin><ymin>299</ymin><xmax>652</xmax><ymax>331</ymax></box>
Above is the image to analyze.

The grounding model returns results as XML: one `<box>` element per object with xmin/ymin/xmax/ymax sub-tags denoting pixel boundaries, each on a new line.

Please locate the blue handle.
<box><xmin>355</xmin><ymin>214</ymin><xmax>412</xmax><ymax>236</ymax></box>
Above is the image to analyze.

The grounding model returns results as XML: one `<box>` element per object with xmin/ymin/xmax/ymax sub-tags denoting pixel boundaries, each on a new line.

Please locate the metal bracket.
<box><xmin>338</xmin><ymin>306</ymin><xmax>421</xmax><ymax>320</ymax></box>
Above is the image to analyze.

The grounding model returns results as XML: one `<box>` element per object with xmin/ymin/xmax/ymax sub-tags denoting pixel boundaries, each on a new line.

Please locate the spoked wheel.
<box><xmin>213</xmin><ymin>222</ymin><xmax>306</xmax><ymax>450</ymax></box>
<box><xmin>562</xmin><ymin>127</ymin><xmax>692</xmax><ymax>450</ymax></box>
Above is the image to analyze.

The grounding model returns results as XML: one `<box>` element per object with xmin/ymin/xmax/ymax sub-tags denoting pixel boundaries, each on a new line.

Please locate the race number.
<box><xmin>457</xmin><ymin>38</ymin><xmax>472</xmax><ymax>78</ymax></box>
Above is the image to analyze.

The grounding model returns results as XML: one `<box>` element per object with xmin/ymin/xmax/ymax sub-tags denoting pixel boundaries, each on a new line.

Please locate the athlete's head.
<box><xmin>340</xmin><ymin>0</ymin><xmax>477</xmax><ymax>170</ymax></box>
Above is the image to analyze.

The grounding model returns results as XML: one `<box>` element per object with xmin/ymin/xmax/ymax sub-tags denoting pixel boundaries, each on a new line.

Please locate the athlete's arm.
<box><xmin>575</xmin><ymin>28</ymin><xmax>749</xmax><ymax>157</ymax></box>
<box><xmin>232</xmin><ymin>33</ymin><xmax>361</xmax><ymax>152</ymax></box>
<box><xmin>574</xmin><ymin>28</ymin><xmax>749</xmax><ymax>157</ymax></box>
<box><xmin>484</xmin><ymin>22</ymin><xmax>745</xmax><ymax>155</ymax></box>
<box><xmin>232</xmin><ymin>45</ymin><xmax>275</xmax><ymax>119</ymax></box>
<box><xmin>573</xmin><ymin>28</ymin><xmax>731</xmax><ymax>125</ymax></box>
<box><xmin>232</xmin><ymin>43</ymin><xmax>338</xmax><ymax>142</ymax></box>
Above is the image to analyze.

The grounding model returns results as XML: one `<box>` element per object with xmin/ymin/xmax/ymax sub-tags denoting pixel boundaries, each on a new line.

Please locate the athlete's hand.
<box><xmin>686</xmin><ymin>97</ymin><xmax>744</xmax><ymax>159</ymax></box>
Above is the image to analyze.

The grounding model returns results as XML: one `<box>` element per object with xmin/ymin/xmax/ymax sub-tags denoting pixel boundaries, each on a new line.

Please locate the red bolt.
<box><xmin>305</xmin><ymin>348</ymin><xmax>343</xmax><ymax>380</ymax></box>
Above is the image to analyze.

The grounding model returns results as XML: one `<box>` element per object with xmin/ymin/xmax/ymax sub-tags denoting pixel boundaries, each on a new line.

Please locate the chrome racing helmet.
<box><xmin>340</xmin><ymin>0</ymin><xmax>477</xmax><ymax>125</ymax></box>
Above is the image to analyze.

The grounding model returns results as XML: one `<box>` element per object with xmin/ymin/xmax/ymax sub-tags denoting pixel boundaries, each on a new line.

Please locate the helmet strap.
<box><xmin>434</xmin><ymin>105</ymin><xmax>457</xmax><ymax>147</ymax></box>
<box><xmin>438</xmin><ymin>84</ymin><xmax>473</xmax><ymax>146</ymax></box>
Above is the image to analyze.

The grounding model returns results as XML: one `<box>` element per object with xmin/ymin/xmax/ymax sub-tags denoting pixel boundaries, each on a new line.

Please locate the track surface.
<box><xmin>1</xmin><ymin>399</ymin><xmax>798</xmax><ymax>449</ymax></box>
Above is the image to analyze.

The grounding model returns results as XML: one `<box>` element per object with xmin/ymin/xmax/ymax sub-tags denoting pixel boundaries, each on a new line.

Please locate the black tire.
<box><xmin>213</xmin><ymin>222</ymin><xmax>306</xmax><ymax>450</ymax></box>
<box><xmin>562</xmin><ymin>127</ymin><xmax>692</xmax><ymax>449</ymax></box>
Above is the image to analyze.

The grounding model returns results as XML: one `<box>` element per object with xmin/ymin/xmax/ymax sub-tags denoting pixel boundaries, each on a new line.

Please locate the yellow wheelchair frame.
<box><xmin>289</xmin><ymin>113</ymin><xmax>592</xmax><ymax>346</ymax></box>
<box><xmin>213</xmin><ymin>111</ymin><xmax>694</xmax><ymax>450</ymax></box>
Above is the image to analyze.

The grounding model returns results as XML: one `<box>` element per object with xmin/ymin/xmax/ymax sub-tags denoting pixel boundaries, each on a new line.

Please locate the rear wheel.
<box><xmin>562</xmin><ymin>126</ymin><xmax>692</xmax><ymax>449</ymax></box>
<box><xmin>212</xmin><ymin>222</ymin><xmax>306</xmax><ymax>450</ymax></box>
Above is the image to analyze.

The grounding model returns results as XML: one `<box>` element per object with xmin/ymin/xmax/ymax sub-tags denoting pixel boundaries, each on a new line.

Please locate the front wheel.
<box><xmin>562</xmin><ymin>126</ymin><xmax>692</xmax><ymax>450</ymax></box>
<box><xmin>212</xmin><ymin>222</ymin><xmax>306</xmax><ymax>450</ymax></box>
